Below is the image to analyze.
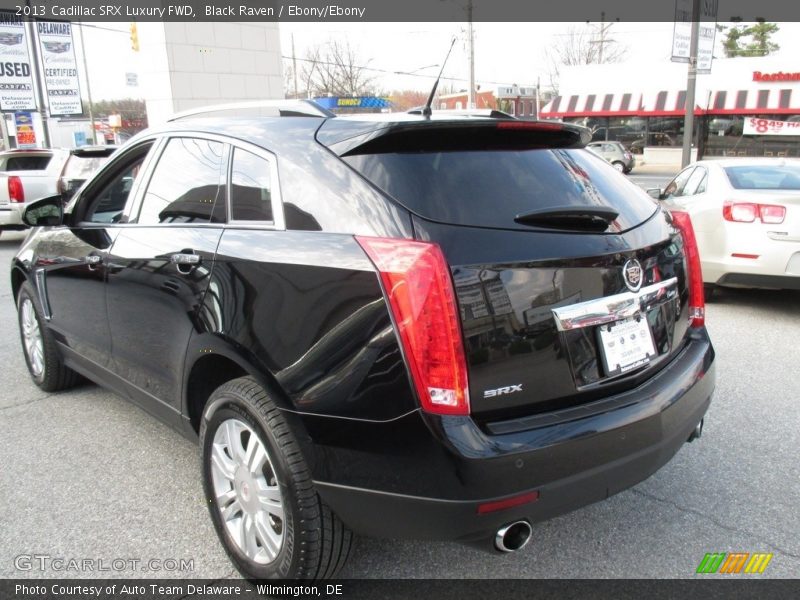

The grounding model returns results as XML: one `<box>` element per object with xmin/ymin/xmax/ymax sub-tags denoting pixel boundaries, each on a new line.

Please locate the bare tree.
<box><xmin>544</xmin><ymin>25</ymin><xmax>627</xmax><ymax>95</ymax></box>
<box><xmin>300</xmin><ymin>40</ymin><xmax>378</xmax><ymax>97</ymax></box>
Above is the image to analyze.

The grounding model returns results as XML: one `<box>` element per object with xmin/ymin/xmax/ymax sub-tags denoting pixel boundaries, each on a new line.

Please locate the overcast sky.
<box><xmin>75</xmin><ymin>21</ymin><xmax>800</xmax><ymax>100</ymax></box>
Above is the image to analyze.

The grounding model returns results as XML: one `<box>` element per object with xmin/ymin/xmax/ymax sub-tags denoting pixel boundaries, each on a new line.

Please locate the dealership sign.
<box><xmin>0</xmin><ymin>14</ymin><xmax>36</xmax><ymax>111</ymax></box>
<box><xmin>744</xmin><ymin>118</ymin><xmax>800</xmax><ymax>136</ymax></box>
<box><xmin>671</xmin><ymin>0</ymin><xmax>717</xmax><ymax>73</ymax></box>
<box><xmin>37</xmin><ymin>21</ymin><xmax>83</xmax><ymax>116</ymax></box>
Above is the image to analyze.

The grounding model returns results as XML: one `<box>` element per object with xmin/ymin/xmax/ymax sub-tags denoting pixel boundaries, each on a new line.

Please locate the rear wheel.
<box><xmin>17</xmin><ymin>282</ymin><xmax>81</xmax><ymax>392</ymax></box>
<box><xmin>200</xmin><ymin>377</ymin><xmax>352</xmax><ymax>579</ymax></box>
<box><xmin>612</xmin><ymin>161</ymin><xmax>625</xmax><ymax>172</ymax></box>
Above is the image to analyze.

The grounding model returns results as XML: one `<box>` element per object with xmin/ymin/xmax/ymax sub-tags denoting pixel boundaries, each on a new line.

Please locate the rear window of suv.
<box><xmin>63</xmin><ymin>155</ymin><xmax>112</xmax><ymax>180</ymax></box>
<box><xmin>4</xmin><ymin>155</ymin><xmax>51</xmax><ymax>171</ymax></box>
<box><xmin>344</xmin><ymin>148</ymin><xmax>656</xmax><ymax>232</ymax></box>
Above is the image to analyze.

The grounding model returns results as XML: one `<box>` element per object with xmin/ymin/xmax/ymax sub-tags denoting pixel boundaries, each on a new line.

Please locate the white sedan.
<box><xmin>652</xmin><ymin>158</ymin><xmax>800</xmax><ymax>297</ymax></box>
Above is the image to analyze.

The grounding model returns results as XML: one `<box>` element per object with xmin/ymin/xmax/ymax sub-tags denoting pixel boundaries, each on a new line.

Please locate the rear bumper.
<box><xmin>0</xmin><ymin>205</ymin><xmax>24</xmax><ymax>226</ymax></box>
<box><xmin>716</xmin><ymin>272</ymin><xmax>800</xmax><ymax>290</ymax></box>
<box><xmin>314</xmin><ymin>331</ymin><xmax>715</xmax><ymax>542</ymax></box>
<box><xmin>702</xmin><ymin>234</ymin><xmax>800</xmax><ymax>288</ymax></box>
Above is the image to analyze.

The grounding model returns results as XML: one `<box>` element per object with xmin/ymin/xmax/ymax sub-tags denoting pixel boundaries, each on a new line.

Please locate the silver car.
<box><xmin>586</xmin><ymin>141</ymin><xmax>635</xmax><ymax>173</ymax></box>
<box><xmin>651</xmin><ymin>158</ymin><xmax>800</xmax><ymax>297</ymax></box>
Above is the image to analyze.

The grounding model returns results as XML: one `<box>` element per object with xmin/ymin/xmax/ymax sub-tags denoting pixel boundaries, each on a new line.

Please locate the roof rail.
<box><xmin>168</xmin><ymin>99</ymin><xmax>335</xmax><ymax>121</ymax></box>
<box><xmin>406</xmin><ymin>107</ymin><xmax>516</xmax><ymax>119</ymax></box>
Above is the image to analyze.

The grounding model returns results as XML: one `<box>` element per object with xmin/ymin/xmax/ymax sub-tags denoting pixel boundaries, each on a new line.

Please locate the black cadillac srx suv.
<box><xmin>6</xmin><ymin>101</ymin><xmax>715</xmax><ymax>579</ymax></box>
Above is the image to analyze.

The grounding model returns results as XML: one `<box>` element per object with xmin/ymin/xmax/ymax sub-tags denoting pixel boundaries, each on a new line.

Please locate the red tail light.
<box><xmin>723</xmin><ymin>201</ymin><xmax>785</xmax><ymax>224</ymax></box>
<box><xmin>8</xmin><ymin>176</ymin><xmax>24</xmax><ymax>203</ymax></box>
<box><xmin>356</xmin><ymin>236</ymin><xmax>470</xmax><ymax>416</ymax></box>
<box><xmin>670</xmin><ymin>211</ymin><xmax>705</xmax><ymax>328</ymax></box>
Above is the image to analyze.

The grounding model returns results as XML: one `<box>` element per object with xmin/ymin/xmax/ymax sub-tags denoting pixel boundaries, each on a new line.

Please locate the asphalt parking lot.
<box><xmin>0</xmin><ymin>225</ymin><xmax>798</xmax><ymax>579</ymax></box>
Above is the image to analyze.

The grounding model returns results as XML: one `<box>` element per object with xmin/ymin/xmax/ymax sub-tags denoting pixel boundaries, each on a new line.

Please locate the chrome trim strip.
<box><xmin>551</xmin><ymin>277</ymin><xmax>679</xmax><ymax>332</ymax></box>
<box><xmin>34</xmin><ymin>268</ymin><xmax>52</xmax><ymax>321</ymax></box>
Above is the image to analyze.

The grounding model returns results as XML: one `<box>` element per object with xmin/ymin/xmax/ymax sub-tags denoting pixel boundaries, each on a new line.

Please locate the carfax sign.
<box><xmin>37</xmin><ymin>20</ymin><xmax>83</xmax><ymax>116</ymax></box>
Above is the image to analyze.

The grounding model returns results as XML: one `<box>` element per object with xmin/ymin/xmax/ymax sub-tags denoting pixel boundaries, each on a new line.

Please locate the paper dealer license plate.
<box><xmin>598</xmin><ymin>317</ymin><xmax>656</xmax><ymax>376</ymax></box>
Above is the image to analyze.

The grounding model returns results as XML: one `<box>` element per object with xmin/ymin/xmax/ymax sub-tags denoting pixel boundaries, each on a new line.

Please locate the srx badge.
<box><xmin>483</xmin><ymin>384</ymin><xmax>523</xmax><ymax>399</ymax></box>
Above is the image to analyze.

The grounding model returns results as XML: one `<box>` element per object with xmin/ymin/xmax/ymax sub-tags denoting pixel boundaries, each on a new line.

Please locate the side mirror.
<box><xmin>646</xmin><ymin>188</ymin><xmax>664</xmax><ymax>200</ymax></box>
<box><xmin>22</xmin><ymin>195</ymin><xmax>64</xmax><ymax>228</ymax></box>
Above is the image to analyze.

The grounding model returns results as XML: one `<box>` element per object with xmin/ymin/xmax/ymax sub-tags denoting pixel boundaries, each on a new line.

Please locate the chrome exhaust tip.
<box><xmin>687</xmin><ymin>419</ymin><xmax>704</xmax><ymax>443</ymax></box>
<box><xmin>494</xmin><ymin>520</ymin><xmax>532</xmax><ymax>553</ymax></box>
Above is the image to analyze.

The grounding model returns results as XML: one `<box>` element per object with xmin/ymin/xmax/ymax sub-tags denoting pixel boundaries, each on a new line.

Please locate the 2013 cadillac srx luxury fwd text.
<box><xmin>6</xmin><ymin>101</ymin><xmax>715</xmax><ymax>579</ymax></box>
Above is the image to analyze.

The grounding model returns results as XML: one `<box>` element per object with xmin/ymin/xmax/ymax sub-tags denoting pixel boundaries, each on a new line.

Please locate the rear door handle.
<box><xmin>84</xmin><ymin>254</ymin><xmax>102</xmax><ymax>269</ymax></box>
<box><xmin>170</xmin><ymin>253</ymin><xmax>201</xmax><ymax>266</ymax></box>
<box><xmin>170</xmin><ymin>252</ymin><xmax>201</xmax><ymax>275</ymax></box>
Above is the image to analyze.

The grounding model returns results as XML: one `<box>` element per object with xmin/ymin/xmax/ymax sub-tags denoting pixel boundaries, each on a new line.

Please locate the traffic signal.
<box><xmin>130</xmin><ymin>22</ymin><xmax>139</xmax><ymax>52</ymax></box>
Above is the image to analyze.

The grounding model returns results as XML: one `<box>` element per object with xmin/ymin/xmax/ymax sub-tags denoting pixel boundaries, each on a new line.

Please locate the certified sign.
<box><xmin>0</xmin><ymin>14</ymin><xmax>36</xmax><ymax>111</ymax></box>
<box><xmin>36</xmin><ymin>21</ymin><xmax>83</xmax><ymax>116</ymax></box>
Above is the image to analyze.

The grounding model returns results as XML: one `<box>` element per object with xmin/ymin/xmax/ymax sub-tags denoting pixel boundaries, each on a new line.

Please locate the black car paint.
<box><xmin>8</xmin><ymin>114</ymin><xmax>714</xmax><ymax>545</ymax></box>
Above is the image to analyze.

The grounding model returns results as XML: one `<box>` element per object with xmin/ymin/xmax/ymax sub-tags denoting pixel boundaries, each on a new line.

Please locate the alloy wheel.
<box><xmin>20</xmin><ymin>298</ymin><xmax>44</xmax><ymax>378</ymax></box>
<box><xmin>210</xmin><ymin>418</ymin><xmax>285</xmax><ymax>564</ymax></box>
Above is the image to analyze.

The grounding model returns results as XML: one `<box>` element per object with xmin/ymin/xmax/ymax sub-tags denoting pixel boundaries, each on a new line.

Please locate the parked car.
<box><xmin>57</xmin><ymin>145</ymin><xmax>118</xmax><ymax>200</ymax></box>
<box><xmin>4</xmin><ymin>101</ymin><xmax>715</xmax><ymax>579</ymax></box>
<box><xmin>0</xmin><ymin>149</ymin><xmax>69</xmax><ymax>236</ymax></box>
<box><xmin>649</xmin><ymin>158</ymin><xmax>800</xmax><ymax>297</ymax></box>
<box><xmin>586</xmin><ymin>140</ymin><xmax>635</xmax><ymax>173</ymax></box>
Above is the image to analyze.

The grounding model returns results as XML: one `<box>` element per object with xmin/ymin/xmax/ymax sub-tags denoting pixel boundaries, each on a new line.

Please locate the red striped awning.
<box><xmin>703</xmin><ymin>88</ymin><xmax>799</xmax><ymax>114</ymax></box>
<box><xmin>541</xmin><ymin>90</ymin><xmax>703</xmax><ymax>118</ymax></box>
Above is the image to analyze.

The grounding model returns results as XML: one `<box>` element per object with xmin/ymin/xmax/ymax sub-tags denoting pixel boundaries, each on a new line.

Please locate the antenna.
<box><xmin>422</xmin><ymin>37</ymin><xmax>457</xmax><ymax>118</ymax></box>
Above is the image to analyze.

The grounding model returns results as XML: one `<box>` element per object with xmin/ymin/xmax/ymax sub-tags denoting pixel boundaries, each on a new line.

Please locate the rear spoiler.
<box><xmin>316</xmin><ymin>119</ymin><xmax>591</xmax><ymax>156</ymax></box>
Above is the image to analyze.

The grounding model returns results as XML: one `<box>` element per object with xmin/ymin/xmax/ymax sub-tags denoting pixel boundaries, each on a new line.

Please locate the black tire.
<box><xmin>17</xmin><ymin>281</ymin><xmax>81</xmax><ymax>392</ymax></box>
<box><xmin>703</xmin><ymin>283</ymin><xmax>716</xmax><ymax>302</ymax></box>
<box><xmin>612</xmin><ymin>161</ymin><xmax>625</xmax><ymax>172</ymax></box>
<box><xmin>200</xmin><ymin>377</ymin><xmax>352</xmax><ymax>580</ymax></box>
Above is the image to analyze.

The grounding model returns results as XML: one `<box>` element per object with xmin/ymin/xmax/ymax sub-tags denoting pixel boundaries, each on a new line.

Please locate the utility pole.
<box><xmin>291</xmin><ymin>33</ymin><xmax>299</xmax><ymax>99</ymax></box>
<box><xmin>26</xmin><ymin>18</ymin><xmax>51</xmax><ymax>148</ymax></box>
<box><xmin>77</xmin><ymin>23</ymin><xmax>97</xmax><ymax>145</ymax></box>
<box><xmin>681</xmin><ymin>0</ymin><xmax>700</xmax><ymax>168</ymax></box>
<box><xmin>467</xmin><ymin>0</ymin><xmax>475</xmax><ymax>109</ymax></box>
<box><xmin>589</xmin><ymin>11</ymin><xmax>616</xmax><ymax>64</ymax></box>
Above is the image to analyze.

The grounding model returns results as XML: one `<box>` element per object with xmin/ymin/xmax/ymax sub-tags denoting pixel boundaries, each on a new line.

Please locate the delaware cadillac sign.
<box><xmin>37</xmin><ymin>21</ymin><xmax>83</xmax><ymax>116</ymax></box>
<box><xmin>0</xmin><ymin>13</ymin><xmax>36</xmax><ymax>111</ymax></box>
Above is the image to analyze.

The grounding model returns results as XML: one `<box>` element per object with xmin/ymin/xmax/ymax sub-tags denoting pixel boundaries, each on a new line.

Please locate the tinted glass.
<box><xmin>663</xmin><ymin>167</ymin><xmax>695</xmax><ymax>199</ymax></box>
<box><xmin>4</xmin><ymin>156</ymin><xmax>51</xmax><ymax>170</ymax></box>
<box><xmin>724</xmin><ymin>165</ymin><xmax>800</xmax><ymax>190</ymax></box>
<box><xmin>138</xmin><ymin>138</ymin><xmax>226</xmax><ymax>224</ymax></box>
<box><xmin>85</xmin><ymin>159</ymin><xmax>146</xmax><ymax>224</ymax></box>
<box><xmin>230</xmin><ymin>149</ymin><xmax>273</xmax><ymax>221</ymax></box>
<box><xmin>63</xmin><ymin>155</ymin><xmax>111</xmax><ymax>180</ymax></box>
<box><xmin>344</xmin><ymin>148</ymin><xmax>657</xmax><ymax>232</ymax></box>
<box><xmin>682</xmin><ymin>167</ymin><xmax>707</xmax><ymax>196</ymax></box>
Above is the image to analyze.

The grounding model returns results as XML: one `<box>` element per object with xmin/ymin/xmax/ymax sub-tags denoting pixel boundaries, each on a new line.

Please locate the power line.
<box><xmin>281</xmin><ymin>54</ymin><xmax>535</xmax><ymax>88</ymax></box>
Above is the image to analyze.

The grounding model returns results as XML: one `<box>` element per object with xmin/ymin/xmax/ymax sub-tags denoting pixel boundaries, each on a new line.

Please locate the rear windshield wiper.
<box><xmin>514</xmin><ymin>206</ymin><xmax>619</xmax><ymax>232</ymax></box>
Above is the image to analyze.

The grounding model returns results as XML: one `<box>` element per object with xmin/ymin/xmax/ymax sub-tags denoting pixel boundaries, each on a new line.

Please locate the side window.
<box><xmin>82</xmin><ymin>144</ymin><xmax>153</xmax><ymax>224</ymax></box>
<box><xmin>663</xmin><ymin>167</ymin><xmax>695</xmax><ymax>199</ymax></box>
<box><xmin>682</xmin><ymin>167</ymin><xmax>708</xmax><ymax>197</ymax></box>
<box><xmin>137</xmin><ymin>138</ymin><xmax>226</xmax><ymax>225</ymax></box>
<box><xmin>230</xmin><ymin>148</ymin><xmax>274</xmax><ymax>222</ymax></box>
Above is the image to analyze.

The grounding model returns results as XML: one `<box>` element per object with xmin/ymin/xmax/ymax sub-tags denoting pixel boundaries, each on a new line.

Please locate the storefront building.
<box><xmin>540</xmin><ymin>56</ymin><xmax>800</xmax><ymax>160</ymax></box>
